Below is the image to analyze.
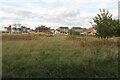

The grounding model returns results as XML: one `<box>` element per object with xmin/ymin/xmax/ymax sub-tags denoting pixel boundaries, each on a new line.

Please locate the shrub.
<box><xmin>92</xmin><ymin>9</ymin><xmax>119</xmax><ymax>38</ymax></box>
<box><xmin>68</xmin><ymin>30</ymin><xmax>80</xmax><ymax>36</ymax></box>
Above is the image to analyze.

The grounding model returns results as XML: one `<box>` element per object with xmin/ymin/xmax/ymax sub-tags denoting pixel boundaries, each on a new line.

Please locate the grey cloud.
<box><xmin>0</xmin><ymin>6</ymin><xmax>34</xmax><ymax>18</ymax></box>
<box><xmin>0</xmin><ymin>5</ymin><xmax>93</xmax><ymax>28</ymax></box>
<box><xmin>12</xmin><ymin>17</ymin><xmax>24</xmax><ymax>22</ymax></box>
<box><xmin>0</xmin><ymin>0</ymin><xmax>117</xmax><ymax>29</ymax></box>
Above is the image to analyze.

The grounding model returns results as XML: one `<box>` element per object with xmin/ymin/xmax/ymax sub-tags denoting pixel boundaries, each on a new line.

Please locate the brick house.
<box><xmin>56</xmin><ymin>27</ymin><xmax>69</xmax><ymax>34</ymax></box>
<box><xmin>35</xmin><ymin>25</ymin><xmax>50</xmax><ymax>33</ymax></box>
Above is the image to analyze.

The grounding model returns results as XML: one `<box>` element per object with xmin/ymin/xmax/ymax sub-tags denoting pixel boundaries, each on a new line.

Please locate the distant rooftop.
<box><xmin>72</xmin><ymin>27</ymin><xmax>81</xmax><ymax>29</ymax></box>
<box><xmin>27</xmin><ymin>28</ymin><xmax>30</xmax><ymax>29</ymax></box>
<box><xmin>59</xmin><ymin>27</ymin><xmax>69</xmax><ymax>29</ymax></box>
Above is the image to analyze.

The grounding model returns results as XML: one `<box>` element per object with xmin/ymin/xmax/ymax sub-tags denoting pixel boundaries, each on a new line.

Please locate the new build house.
<box><xmin>35</xmin><ymin>25</ymin><xmax>50</xmax><ymax>33</ymax></box>
<box><xmin>56</xmin><ymin>27</ymin><xmax>69</xmax><ymax>34</ymax></box>
<box><xmin>72</xmin><ymin>27</ymin><xmax>82</xmax><ymax>33</ymax></box>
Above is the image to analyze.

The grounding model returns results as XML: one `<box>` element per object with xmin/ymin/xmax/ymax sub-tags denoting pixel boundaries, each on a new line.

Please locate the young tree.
<box><xmin>114</xmin><ymin>19</ymin><xmax>120</xmax><ymax>37</ymax></box>
<box><xmin>7</xmin><ymin>25</ymin><xmax>12</xmax><ymax>33</ymax></box>
<box><xmin>92</xmin><ymin>9</ymin><xmax>119</xmax><ymax>38</ymax></box>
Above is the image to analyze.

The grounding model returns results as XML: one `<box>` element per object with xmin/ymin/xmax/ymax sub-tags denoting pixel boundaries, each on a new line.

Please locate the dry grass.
<box><xmin>2</xmin><ymin>34</ymin><xmax>38</xmax><ymax>41</ymax></box>
<box><xmin>2</xmin><ymin>34</ymin><xmax>118</xmax><ymax>78</ymax></box>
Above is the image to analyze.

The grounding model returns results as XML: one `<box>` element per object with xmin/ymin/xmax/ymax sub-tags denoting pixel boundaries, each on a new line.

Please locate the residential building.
<box><xmin>11</xmin><ymin>23</ymin><xmax>22</xmax><ymax>33</ymax></box>
<box><xmin>30</xmin><ymin>29</ymin><xmax>35</xmax><ymax>33</ymax></box>
<box><xmin>86</xmin><ymin>27</ymin><xmax>96</xmax><ymax>35</ymax></box>
<box><xmin>21</xmin><ymin>26</ymin><xmax>27</xmax><ymax>33</ymax></box>
<box><xmin>56</xmin><ymin>27</ymin><xmax>69</xmax><ymax>34</ymax></box>
<box><xmin>72</xmin><ymin>27</ymin><xmax>82</xmax><ymax>33</ymax></box>
<box><xmin>26</xmin><ymin>28</ymin><xmax>31</xmax><ymax>33</ymax></box>
<box><xmin>35</xmin><ymin>25</ymin><xmax>50</xmax><ymax>33</ymax></box>
<box><xmin>49</xmin><ymin>29</ymin><xmax>55</xmax><ymax>34</ymax></box>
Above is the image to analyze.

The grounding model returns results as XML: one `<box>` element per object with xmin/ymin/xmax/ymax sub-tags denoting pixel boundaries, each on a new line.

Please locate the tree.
<box><xmin>92</xmin><ymin>9</ymin><xmax>119</xmax><ymax>38</ymax></box>
<box><xmin>6</xmin><ymin>25</ymin><xmax>11</xmax><ymax>33</ymax></box>
<box><xmin>114</xmin><ymin>19</ymin><xmax>120</xmax><ymax>37</ymax></box>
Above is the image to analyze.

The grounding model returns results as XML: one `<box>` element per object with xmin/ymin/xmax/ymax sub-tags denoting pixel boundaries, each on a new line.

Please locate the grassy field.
<box><xmin>2</xmin><ymin>34</ymin><xmax>118</xmax><ymax>78</ymax></box>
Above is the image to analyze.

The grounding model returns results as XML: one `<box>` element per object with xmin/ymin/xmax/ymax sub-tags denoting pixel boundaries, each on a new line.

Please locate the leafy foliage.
<box><xmin>92</xmin><ymin>9</ymin><xmax>119</xmax><ymax>38</ymax></box>
<box><xmin>68</xmin><ymin>29</ymin><xmax>80</xmax><ymax>35</ymax></box>
<box><xmin>5</xmin><ymin>25</ymin><xmax>11</xmax><ymax>33</ymax></box>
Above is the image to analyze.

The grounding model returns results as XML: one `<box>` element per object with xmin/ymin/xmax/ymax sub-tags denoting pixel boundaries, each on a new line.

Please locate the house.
<box><xmin>81</xmin><ymin>28</ymin><xmax>87</xmax><ymax>31</ymax></box>
<box><xmin>56</xmin><ymin>27</ymin><xmax>69</xmax><ymax>34</ymax></box>
<box><xmin>55</xmin><ymin>30</ymin><xmax>61</xmax><ymax>34</ymax></box>
<box><xmin>21</xmin><ymin>26</ymin><xmax>27</xmax><ymax>33</ymax></box>
<box><xmin>72</xmin><ymin>27</ymin><xmax>82</xmax><ymax>33</ymax></box>
<box><xmin>35</xmin><ymin>25</ymin><xmax>50</xmax><ymax>33</ymax></box>
<box><xmin>30</xmin><ymin>29</ymin><xmax>35</xmax><ymax>33</ymax></box>
<box><xmin>80</xmin><ymin>28</ymin><xmax>87</xmax><ymax>34</ymax></box>
<box><xmin>11</xmin><ymin>23</ymin><xmax>22</xmax><ymax>33</ymax></box>
<box><xmin>86</xmin><ymin>27</ymin><xmax>96</xmax><ymax>35</ymax></box>
<box><xmin>49</xmin><ymin>29</ymin><xmax>55</xmax><ymax>34</ymax></box>
<box><xmin>4</xmin><ymin>23</ymin><xmax>34</xmax><ymax>34</ymax></box>
<box><xmin>26</xmin><ymin>28</ymin><xmax>31</xmax><ymax>33</ymax></box>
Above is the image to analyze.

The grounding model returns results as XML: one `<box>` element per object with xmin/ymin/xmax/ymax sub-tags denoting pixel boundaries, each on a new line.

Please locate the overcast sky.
<box><xmin>0</xmin><ymin>0</ymin><xmax>118</xmax><ymax>30</ymax></box>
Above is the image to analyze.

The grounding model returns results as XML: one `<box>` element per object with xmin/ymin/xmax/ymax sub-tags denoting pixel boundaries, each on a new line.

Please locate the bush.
<box><xmin>68</xmin><ymin>30</ymin><xmax>80</xmax><ymax>36</ymax></box>
<box><xmin>92</xmin><ymin>9</ymin><xmax>120</xmax><ymax>38</ymax></box>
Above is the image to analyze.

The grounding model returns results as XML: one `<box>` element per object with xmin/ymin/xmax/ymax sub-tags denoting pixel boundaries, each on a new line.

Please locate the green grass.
<box><xmin>2</xmin><ymin>35</ymin><xmax>118</xmax><ymax>78</ymax></box>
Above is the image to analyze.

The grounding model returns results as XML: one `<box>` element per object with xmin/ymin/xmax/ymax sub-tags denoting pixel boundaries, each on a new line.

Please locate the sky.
<box><xmin>0</xmin><ymin>0</ymin><xmax>119</xmax><ymax>30</ymax></box>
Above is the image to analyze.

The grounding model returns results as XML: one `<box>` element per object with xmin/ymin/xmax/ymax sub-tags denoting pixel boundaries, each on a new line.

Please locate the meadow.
<box><xmin>2</xmin><ymin>34</ymin><xmax>119</xmax><ymax>78</ymax></box>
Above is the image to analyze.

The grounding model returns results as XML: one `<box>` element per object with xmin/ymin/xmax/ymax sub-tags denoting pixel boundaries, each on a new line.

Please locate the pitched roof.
<box><xmin>72</xmin><ymin>27</ymin><xmax>81</xmax><ymax>29</ymax></box>
<box><xmin>81</xmin><ymin>28</ymin><xmax>87</xmax><ymax>30</ymax></box>
<box><xmin>59</xmin><ymin>27</ymin><xmax>69</xmax><ymax>29</ymax></box>
<box><xmin>22</xmin><ymin>26</ymin><xmax>26</xmax><ymax>28</ymax></box>
<box><xmin>37</xmin><ymin>26</ymin><xmax>50</xmax><ymax>29</ymax></box>
<box><xmin>27</xmin><ymin>28</ymin><xmax>30</xmax><ymax>29</ymax></box>
<box><xmin>87</xmin><ymin>27</ymin><xmax>95</xmax><ymax>31</ymax></box>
